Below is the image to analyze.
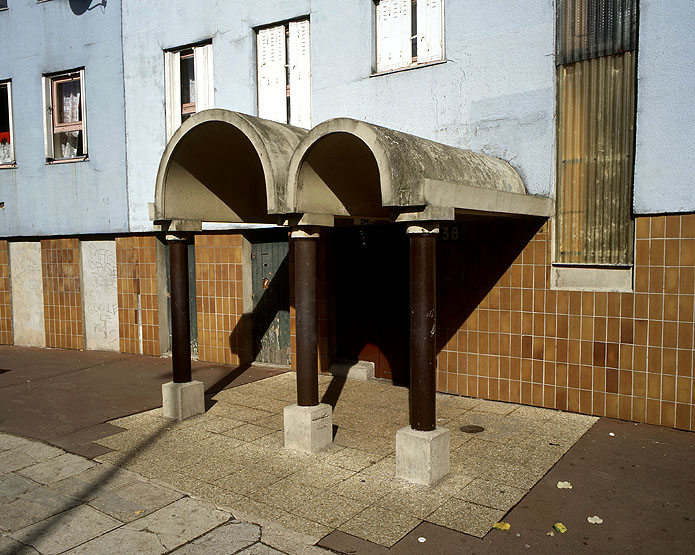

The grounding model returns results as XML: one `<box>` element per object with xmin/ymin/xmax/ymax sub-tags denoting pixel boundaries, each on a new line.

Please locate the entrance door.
<box><xmin>251</xmin><ymin>232</ymin><xmax>291</xmax><ymax>365</ymax></box>
<box><xmin>333</xmin><ymin>225</ymin><xmax>410</xmax><ymax>384</ymax></box>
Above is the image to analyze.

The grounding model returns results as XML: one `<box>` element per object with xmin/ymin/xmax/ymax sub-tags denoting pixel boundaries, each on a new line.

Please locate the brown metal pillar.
<box><xmin>168</xmin><ymin>235</ymin><xmax>192</xmax><ymax>383</ymax></box>
<box><xmin>292</xmin><ymin>228</ymin><xmax>320</xmax><ymax>406</ymax></box>
<box><xmin>408</xmin><ymin>224</ymin><xmax>439</xmax><ymax>431</ymax></box>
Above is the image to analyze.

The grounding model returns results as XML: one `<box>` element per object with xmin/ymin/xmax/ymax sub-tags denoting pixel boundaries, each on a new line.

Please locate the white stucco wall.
<box><xmin>122</xmin><ymin>0</ymin><xmax>556</xmax><ymax>232</ymax></box>
<box><xmin>0</xmin><ymin>0</ymin><xmax>128</xmax><ymax>237</ymax></box>
<box><xmin>633</xmin><ymin>0</ymin><xmax>695</xmax><ymax>214</ymax></box>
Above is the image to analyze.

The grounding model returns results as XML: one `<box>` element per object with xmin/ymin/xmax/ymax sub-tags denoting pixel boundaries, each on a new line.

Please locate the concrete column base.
<box><xmin>395</xmin><ymin>426</ymin><xmax>450</xmax><ymax>486</ymax></box>
<box><xmin>283</xmin><ymin>403</ymin><xmax>333</xmax><ymax>453</ymax></box>
<box><xmin>162</xmin><ymin>381</ymin><xmax>205</xmax><ymax>421</ymax></box>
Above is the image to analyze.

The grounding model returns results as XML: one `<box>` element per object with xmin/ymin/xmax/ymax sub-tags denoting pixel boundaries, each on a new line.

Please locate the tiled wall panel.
<box><xmin>116</xmin><ymin>236</ymin><xmax>160</xmax><ymax>356</ymax></box>
<box><xmin>195</xmin><ymin>234</ymin><xmax>246</xmax><ymax>365</ymax></box>
<box><xmin>436</xmin><ymin>214</ymin><xmax>695</xmax><ymax>432</ymax></box>
<box><xmin>0</xmin><ymin>241</ymin><xmax>12</xmax><ymax>344</ymax></box>
<box><xmin>41</xmin><ymin>238</ymin><xmax>84</xmax><ymax>350</ymax></box>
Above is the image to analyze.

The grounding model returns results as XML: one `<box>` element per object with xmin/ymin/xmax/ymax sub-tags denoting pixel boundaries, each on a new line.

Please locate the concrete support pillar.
<box><xmin>284</xmin><ymin>228</ymin><xmax>332</xmax><ymax>452</ymax></box>
<box><xmin>396</xmin><ymin>223</ymin><xmax>450</xmax><ymax>485</ymax></box>
<box><xmin>162</xmin><ymin>234</ymin><xmax>204</xmax><ymax>421</ymax></box>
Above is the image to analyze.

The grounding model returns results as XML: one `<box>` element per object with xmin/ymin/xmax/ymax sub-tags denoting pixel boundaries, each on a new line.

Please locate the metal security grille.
<box><xmin>555</xmin><ymin>0</ymin><xmax>638</xmax><ymax>265</ymax></box>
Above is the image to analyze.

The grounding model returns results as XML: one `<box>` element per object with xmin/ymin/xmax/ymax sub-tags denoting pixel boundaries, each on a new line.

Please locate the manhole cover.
<box><xmin>460</xmin><ymin>425</ymin><xmax>485</xmax><ymax>433</ymax></box>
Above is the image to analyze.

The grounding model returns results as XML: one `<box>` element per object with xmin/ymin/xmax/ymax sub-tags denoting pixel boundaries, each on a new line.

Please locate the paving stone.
<box><xmin>10</xmin><ymin>504</ymin><xmax>121</xmax><ymax>554</ymax></box>
<box><xmin>455</xmin><ymin>477</ymin><xmax>527</xmax><ymax>510</ymax></box>
<box><xmin>0</xmin><ymin>433</ymin><xmax>35</xmax><ymax>452</ymax></box>
<box><xmin>0</xmin><ymin>473</ymin><xmax>40</xmax><ymax>502</ymax></box>
<box><xmin>22</xmin><ymin>441</ymin><xmax>65</xmax><ymax>463</ymax></box>
<box><xmin>338</xmin><ymin>505</ymin><xmax>421</xmax><ymax>547</ymax></box>
<box><xmin>290</xmin><ymin>489</ymin><xmax>370</xmax><ymax>528</ymax></box>
<box><xmin>123</xmin><ymin>496</ymin><xmax>230</xmax><ymax>551</ymax></box>
<box><xmin>375</xmin><ymin>485</ymin><xmax>450</xmax><ymax>519</ymax></box>
<box><xmin>0</xmin><ymin>486</ymin><xmax>78</xmax><ymax>532</ymax></box>
<box><xmin>199</xmin><ymin>415</ymin><xmax>245</xmax><ymax>434</ymax></box>
<box><xmin>215</xmin><ymin>468</ymin><xmax>284</xmax><ymax>496</ymax></box>
<box><xmin>169</xmin><ymin>521</ymin><xmax>260</xmax><ymax>554</ymax></box>
<box><xmin>62</xmin><ymin>526</ymin><xmax>167</xmax><ymax>555</ymax></box>
<box><xmin>208</xmin><ymin>404</ymin><xmax>274</xmax><ymax>423</ymax></box>
<box><xmin>329</xmin><ymin>473</ymin><xmax>401</xmax><ymax>505</ymax></box>
<box><xmin>0</xmin><ymin>534</ymin><xmax>40</xmax><ymax>554</ymax></box>
<box><xmin>284</xmin><ymin>462</ymin><xmax>355</xmax><ymax>489</ymax></box>
<box><xmin>17</xmin><ymin>453</ymin><xmax>95</xmax><ymax>485</ymax></box>
<box><xmin>236</xmin><ymin>543</ymin><xmax>286</xmax><ymax>554</ymax></box>
<box><xmin>87</xmin><ymin>490</ymin><xmax>145</xmax><ymax>523</ymax></box>
<box><xmin>222</xmin><ymin>423</ymin><xmax>276</xmax><ymax>442</ymax></box>
<box><xmin>0</xmin><ymin>450</ymin><xmax>39</xmax><ymax>474</ymax></box>
<box><xmin>324</xmin><ymin>447</ymin><xmax>385</xmax><ymax>472</ymax></box>
<box><xmin>427</xmin><ymin>498</ymin><xmax>506</xmax><ymax>538</ymax></box>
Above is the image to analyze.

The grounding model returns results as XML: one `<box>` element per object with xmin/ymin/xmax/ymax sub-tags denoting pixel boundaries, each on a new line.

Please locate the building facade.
<box><xmin>0</xmin><ymin>0</ymin><xmax>694</xmax><ymax>431</ymax></box>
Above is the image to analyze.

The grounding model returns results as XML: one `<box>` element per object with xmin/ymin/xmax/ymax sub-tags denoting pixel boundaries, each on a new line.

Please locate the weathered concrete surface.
<box><xmin>395</xmin><ymin>426</ymin><xmax>450</xmax><ymax>486</ymax></box>
<box><xmin>283</xmin><ymin>403</ymin><xmax>333</xmax><ymax>453</ymax></box>
<box><xmin>80</xmin><ymin>241</ymin><xmax>120</xmax><ymax>352</ymax></box>
<box><xmin>162</xmin><ymin>380</ymin><xmax>205</xmax><ymax>421</ymax></box>
<box><xmin>9</xmin><ymin>243</ymin><xmax>45</xmax><ymax>348</ymax></box>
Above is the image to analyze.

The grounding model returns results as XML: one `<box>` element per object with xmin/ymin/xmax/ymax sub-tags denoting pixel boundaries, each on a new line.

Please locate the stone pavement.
<box><xmin>0</xmin><ymin>432</ymin><xmax>330</xmax><ymax>554</ymax></box>
<box><xmin>91</xmin><ymin>373</ymin><xmax>596</xmax><ymax>548</ymax></box>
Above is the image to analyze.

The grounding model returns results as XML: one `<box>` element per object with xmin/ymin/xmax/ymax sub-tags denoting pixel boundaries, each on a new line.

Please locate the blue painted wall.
<box><xmin>0</xmin><ymin>0</ymin><xmax>128</xmax><ymax>237</ymax></box>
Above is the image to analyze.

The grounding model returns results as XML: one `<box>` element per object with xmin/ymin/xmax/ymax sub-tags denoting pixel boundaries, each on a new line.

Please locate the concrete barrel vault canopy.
<box><xmin>154</xmin><ymin>109</ymin><xmax>308</xmax><ymax>226</ymax></box>
<box><xmin>285</xmin><ymin>118</ymin><xmax>552</xmax><ymax>221</ymax></box>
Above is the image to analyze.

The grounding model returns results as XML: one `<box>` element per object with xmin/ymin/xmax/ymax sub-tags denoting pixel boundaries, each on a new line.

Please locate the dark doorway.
<box><xmin>332</xmin><ymin>225</ymin><xmax>410</xmax><ymax>384</ymax></box>
<box><xmin>250</xmin><ymin>231</ymin><xmax>291</xmax><ymax>365</ymax></box>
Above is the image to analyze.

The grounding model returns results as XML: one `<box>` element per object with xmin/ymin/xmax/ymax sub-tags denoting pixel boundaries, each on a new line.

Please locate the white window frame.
<box><xmin>375</xmin><ymin>0</ymin><xmax>445</xmax><ymax>74</ymax></box>
<box><xmin>0</xmin><ymin>80</ymin><xmax>14</xmax><ymax>167</ymax></box>
<box><xmin>42</xmin><ymin>69</ymin><xmax>88</xmax><ymax>162</ymax></box>
<box><xmin>256</xmin><ymin>18</ymin><xmax>311</xmax><ymax>129</ymax></box>
<box><xmin>164</xmin><ymin>41</ymin><xmax>214</xmax><ymax>141</ymax></box>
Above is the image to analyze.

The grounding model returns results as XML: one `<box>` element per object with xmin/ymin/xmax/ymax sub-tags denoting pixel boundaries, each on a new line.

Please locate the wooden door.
<box><xmin>333</xmin><ymin>226</ymin><xmax>410</xmax><ymax>384</ymax></box>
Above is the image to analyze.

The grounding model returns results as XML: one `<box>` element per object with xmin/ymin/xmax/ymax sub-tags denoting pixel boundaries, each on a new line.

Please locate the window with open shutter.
<box><xmin>375</xmin><ymin>0</ymin><xmax>444</xmax><ymax>73</ymax></box>
<box><xmin>257</xmin><ymin>25</ymin><xmax>288</xmax><ymax>124</ymax></box>
<box><xmin>288</xmin><ymin>20</ymin><xmax>311</xmax><ymax>128</ymax></box>
<box><xmin>256</xmin><ymin>18</ymin><xmax>311</xmax><ymax>128</ymax></box>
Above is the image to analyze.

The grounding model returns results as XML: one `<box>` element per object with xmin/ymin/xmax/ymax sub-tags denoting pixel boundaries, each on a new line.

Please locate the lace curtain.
<box><xmin>58</xmin><ymin>80</ymin><xmax>81</xmax><ymax>158</ymax></box>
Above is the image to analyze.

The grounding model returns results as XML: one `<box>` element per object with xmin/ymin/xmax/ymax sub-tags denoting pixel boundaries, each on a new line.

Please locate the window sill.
<box><xmin>550</xmin><ymin>264</ymin><xmax>633</xmax><ymax>292</ymax></box>
<box><xmin>46</xmin><ymin>156</ymin><xmax>88</xmax><ymax>165</ymax></box>
<box><xmin>0</xmin><ymin>163</ymin><xmax>16</xmax><ymax>169</ymax></box>
<box><xmin>371</xmin><ymin>59</ymin><xmax>447</xmax><ymax>78</ymax></box>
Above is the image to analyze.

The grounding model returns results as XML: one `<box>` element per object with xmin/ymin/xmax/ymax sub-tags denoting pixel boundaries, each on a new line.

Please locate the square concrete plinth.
<box><xmin>396</xmin><ymin>426</ymin><xmax>450</xmax><ymax>486</ymax></box>
<box><xmin>283</xmin><ymin>403</ymin><xmax>333</xmax><ymax>453</ymax></box>
<box><xmin>162</xmin><ymin>381</ymin><xmax>205</xmax><ymax>421</ymax></box>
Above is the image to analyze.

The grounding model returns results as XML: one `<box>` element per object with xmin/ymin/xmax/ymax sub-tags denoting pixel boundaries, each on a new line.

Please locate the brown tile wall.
<box><xmin>0</xmin><ymin>240</ymin><xmax>11</xmax><ymax>344</ymax></box>
<box><xmin>40</xmin><ymin>238</ymin><xmax>83</xmax><ymax>350</ymax></box>
<box><xmin>195</xmin><ymin>233</ymin><xmax>247</xmax><ymax>365</ymax></box>
<box><xmin>116</xmin><ymin>236</ymin><xmax>160</xmax><ymax>356</ymax></box>
<box><xmin>436</xmin><ymin>214</ymin><xmax>695</xmax><ymax>431</ymax></box>
<box><xmin>289</xmin><ymin>236</ymin><xmax>331</xmax><ymax>373</ymax></box>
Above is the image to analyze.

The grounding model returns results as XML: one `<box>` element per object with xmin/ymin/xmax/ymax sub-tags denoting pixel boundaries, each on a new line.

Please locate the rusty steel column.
<box><xmin>292</xmin><ymin>228</ymin><xmax>320</xmax><ymax>407</ymax></box>
<box><xmin>168</xmin><ymin>234</ymin><xmax>192</xmax><ymax>383</ymax></box>
<box><xmin>408</xmin><ymin>224</ymin><xmax>439</xmax><ymax>431</ymax></box>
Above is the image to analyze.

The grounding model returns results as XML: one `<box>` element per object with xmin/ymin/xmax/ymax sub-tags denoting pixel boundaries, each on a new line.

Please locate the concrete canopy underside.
<box><xmin>286</xmin><ymin>118</ymin><xmax>553</xmax><ymax>223</ymax></box>
<box><xmin>153</xmin><ymin>109</ymin><xmax>307</xmax><ymax>228</ymax></box>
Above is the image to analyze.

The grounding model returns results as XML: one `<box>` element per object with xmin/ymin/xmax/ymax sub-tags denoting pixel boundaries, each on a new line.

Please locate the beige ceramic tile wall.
<box><xmin>437</xmin><ymin>214</ymin><xmax>695</xmax><ymax>431</ymax></box>
<box><xmin>0</xmin><ymin>240</ymin><xmax>11</xmax><ymax>344</ymax></box>
<box><xmin>40</xmin><ymin>238</ymin><xmax>84</xmax><ymax>350</ymax></box>
<box><xmin>194</xmin><ymin>233</ymin><xmax>247</xmax><ymax>365</ymax></box>
<box><xmin>116</xmin><ymin>236</ymin><xmax>160</xmax><ymax>356</ymax></box>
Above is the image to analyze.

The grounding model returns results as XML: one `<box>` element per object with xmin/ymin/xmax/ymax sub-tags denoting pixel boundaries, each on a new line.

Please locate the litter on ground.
<box><xmin>557</xmin><ymin>481</ymin><xmax>573</xmax><ymax>489</ymax></box>
<box><xmin>587</xmin><ymin>516</ymin><xmax>604</xmax><ymax>524</ymax></box>
<box><xmin>493</xmin><ymin>522</ymin><xmax>511</xmax><ymax>531</ymax></box>
<box><xmin>553</xmin><ymin>522</ymin><xmax>568</xmax><ymax>534</ymax></box>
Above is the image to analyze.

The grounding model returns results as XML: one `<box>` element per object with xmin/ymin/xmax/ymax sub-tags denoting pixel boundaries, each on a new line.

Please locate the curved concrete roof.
<box><xmin>286</xmin><ymin>118</ymin><xmax>552</xmax><ymax>221</ymax></box>
<box><xmin>153</xmin><ymin>109</ymin><xmax>307</xmax><ymax>226</ymax></box>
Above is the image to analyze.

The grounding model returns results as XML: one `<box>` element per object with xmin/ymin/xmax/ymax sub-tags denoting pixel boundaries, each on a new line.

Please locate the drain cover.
<box><xmin>460</xmin><ymin>425</ymin><xmax>485</xmax><ymax>433</ymax></box>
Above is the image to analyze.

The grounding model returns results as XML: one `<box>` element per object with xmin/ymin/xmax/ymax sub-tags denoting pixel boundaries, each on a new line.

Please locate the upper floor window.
<box><xmin>555</xmin><ymin>0</ymin><xmax>638</xmax><ymax>266</ymax></box>
<box><xmin>0</xmin><ymin>1</ymin><xmax>8</xmax><ymax>11</ymax></box>
<box><xmin>164</xmin><ymin>42</ymin><xmax>214</xmax><ymax>140</ymax></box>
<box><xmin>256</xmin><ymin>18</ymin><xmax>311</xmax><ymax>129</ymax></box>
<box><xmin>43</xmin><ymin>69</ymin><xmax>87</xmax><ymax>162</ymax></box>
<box><xmin>0</xmin><ymin>80</ymin><xmax>14</xmax><ymax>166</ymax></box>
<box><xmin>375</xmin><ymin>0</ymin><xmax>444</xmax><ymax>73</ymax></box>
